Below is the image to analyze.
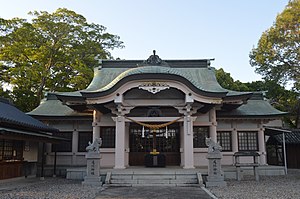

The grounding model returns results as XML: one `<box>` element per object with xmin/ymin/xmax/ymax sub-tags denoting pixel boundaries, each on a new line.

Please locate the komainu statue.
<box><xmin>86</xmin><ymin>138</ymin><xmax>102</xmax><ymax>153</ymax></box>
<box><xmin>205</xmin><ymin>137</ymin><xmax>222</xmax><ymax>153</ymax></box>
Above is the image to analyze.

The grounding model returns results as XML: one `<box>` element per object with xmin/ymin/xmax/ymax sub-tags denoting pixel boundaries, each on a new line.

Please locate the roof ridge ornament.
<box><xmin>139</xmin><ymin>50</ymin><xmax>169</xmax><ymax>67</ymax></box>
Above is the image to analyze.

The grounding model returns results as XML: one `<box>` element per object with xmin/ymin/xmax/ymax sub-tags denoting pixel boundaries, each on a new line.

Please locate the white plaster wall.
<box><xmin>194</xmin><ymin>113</ymin><xmax>210</xmax><ymax>124</ymax></box>
<box><xmin>194</xmin><ymin>152</ymin><xmax>246</xmax><ymax>166</ymax></box>
<box><xmin>221</xmin><ymin>153</ymin><xmax>235</xmax><ymax>165</ymax></box>
<box><xmin>217</xmin><ymin>120</ymin><xmax>232</xmax><ymax>129</ymax></box>
<box><xmin>73</xmin><ymin>154</ymin><xmax>87</xmax><ymax>165</ymax></box>
<box><xmin>48</xmin><ymin>120</ymin><xmax>92</xmax><ymax>132</ymax></box>
<box><xmin>46</xmin><ymin>150</ymin><xmax>116</xmax><ymax>167</ymax></box>
<box><xmin>100</xmin><ymin>152</ymin><xmax>115</xmax><ymax>167</ymax></box>
<box><xmin>100</xmin><ymin>114</ymin><xmax>115</xmax><ymax>126</ymax></box>
<box><xmin>23</xmin><ymin>141</ymin><xmax>39</xmax><ymax>162</ymax></box>
<box><xmin>265</xmin><ymin>119</ymin><xmax>283</xmax><ymax>127</ymax></box>
<box><xmin>77</xmin><ymin>121</ymin><xmax>93</xmax><ymax>131</ymax></box>
<box><xmin>217</xmin><ymin>120</ymin><xmax>262</xmax><ymax>131</ymax></box>
<box><xmin>234</xmin><ymin>156</ymin><xmax>258</xmax><ymax>164</ymax></box>
<box><xmin>194</xmin><ymin>152</ymin><xmax>208</xmax><ymax>167</ymax></box>
<box><xmin>236</xmin><ymin>120</ymin><xmax>259</xmax><ymax>129</ymax></box>
<box><xmin>46</xmin><ymin>154</ymin><xmax>73</xmax><ymax>165</ymax></box>
<box><xmin>49</xmin><ymin>121</ymin><xmax>74</xmax><ymax>131</ymax></box>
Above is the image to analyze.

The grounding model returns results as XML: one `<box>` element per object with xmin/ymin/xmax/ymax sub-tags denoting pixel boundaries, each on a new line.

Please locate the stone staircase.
<box><xmin>104</xmin><ymin>169</ymin><xmax>203</xmax><ymax>187</ymax></box>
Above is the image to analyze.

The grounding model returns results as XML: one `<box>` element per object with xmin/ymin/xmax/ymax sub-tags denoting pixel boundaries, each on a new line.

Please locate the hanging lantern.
<box><xmin>165</xmin><ymin>126</ymin><xmax>168</xmax><ymax>138</ymax></box>
<box><xmin>142</xmin><ymin>126</ymin><xmax>145</xmax><ymax>138</ymax></box>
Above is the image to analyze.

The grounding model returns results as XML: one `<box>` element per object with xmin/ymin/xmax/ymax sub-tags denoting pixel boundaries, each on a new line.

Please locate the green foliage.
<box><xmin>216</xmin><ymin>68</ymin><xmax>299</xmax><ymax>128</ymax></box>
<box><xmin>249</xmin><ymin>0</ymin><xmax>300</xmax><ymax>91</ymax></box>
<box><xmin>215</xmin><ymin>68</ymin><xmax>250</xmax><ymax>91</ymax></box>
<box><xmin>0</xmin><ymin>8</ymin><xmax>124</xmax><ymax>111</ymax></box>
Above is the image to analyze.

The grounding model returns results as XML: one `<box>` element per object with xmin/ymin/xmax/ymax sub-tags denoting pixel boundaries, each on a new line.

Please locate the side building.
<box><xmin>0</xmin><ymin>97</ymin><xmax>62</xmax><ymax>179</ymax></box>
<box><xmin>28</xmin><ymin>52</ymin><xmax>286</xmax><ymax>174</ymax></box>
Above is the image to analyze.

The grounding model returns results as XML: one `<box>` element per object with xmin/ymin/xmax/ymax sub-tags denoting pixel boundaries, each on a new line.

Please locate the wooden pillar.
<box><xmin>40</xmin><ymin>142</ymin><xmax>45</xmax><ymax>180</ymax></box>
<box><xmin>209</xmin><ymin>108</ymin><xmax>217</xmax><ymax>142</ymax></box>
<box><xmin>93</xmin><ymin>110</ymin><xmax>101</xmax><ymax>141</ymax></box>
<box><xmin>114</xmin><ymin>115</ymin><xmax>126</xmax><ymax>169</ymax></box>
<box><xmin>176</xmin><ymin>103</ymin><xmax>198</xmax><ymax>169</ymax></box>
<box><xmin>183</xmin><ymin>114</ymin><xmax>194</xmax><ymax>169</ymax></box>
<box><xmin>53</xmin><ymin>149</ymin><xmax>57</xmax><ymax>177</ymax></box>
<box><xmin>232</xmin><ymin>128</ymin><xmax>238</xmax><ymax>152</ymax></box>
<box><xmin>258</xmin><ymin>124</ymin><xmax>266</xmax><ymax>165</ymax></box>
<box><xmin>72</xmin><ymin>130</ymin><xmax>78</xmax><ymax>165</ymax></box>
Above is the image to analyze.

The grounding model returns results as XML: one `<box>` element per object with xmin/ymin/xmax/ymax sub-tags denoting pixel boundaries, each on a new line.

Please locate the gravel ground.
<box><xmin>0</xmin><ymin>178</ymin><xmax>103</xmax><ymax>199</ymax></box>
<box><xmin>208</xmin><ymin>169</ymin><xmax>300</xmax><ymax>199</ymax></box>
<box><xmin>0</xmin><ymin>170</ymin><xmax>299</xmax><ymax>199</ymax></box>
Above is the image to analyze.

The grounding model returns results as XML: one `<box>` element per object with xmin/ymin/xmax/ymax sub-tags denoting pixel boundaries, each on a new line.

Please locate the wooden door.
<box><xmin>129</xmin><ymin>124</ymin><xmax>180</xmax><ymax>166</ymax></box>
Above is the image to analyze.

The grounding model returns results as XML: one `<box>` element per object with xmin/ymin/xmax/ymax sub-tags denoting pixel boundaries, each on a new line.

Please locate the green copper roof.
<box><xmin>55</xmin><ymin>54</ymin><xmax>251</xmax><ymax>99</ymax></box>
<box><xmin>83</xmin><ymin>66</ymin><xmax>227</xmax><ymax>94</ymax></box>
<box><xmin>217</xmin><ymin>99</ymin><xmax>287</xmax><ymax>118</ymax></box>
<box><xmin>28</xmin><ymin>94</ymin><xmax>90</xmax><ymax>117</ymax></box>
<box><xmin>30</xmin><ymin>53</ymin><xmax>283</xmax><ymax>118</ymax></box>
<box><xmin>85</xmin><ymin>67</ymin><xmax>128</xmax><ymax>91</ymax></box>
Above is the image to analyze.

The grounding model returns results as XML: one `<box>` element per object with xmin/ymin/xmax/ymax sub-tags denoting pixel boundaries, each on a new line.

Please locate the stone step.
<box><xmin>132</xmin><ymin>174</ymin><xmax>175</xmax><ymax>180</ymax></box>
<box><xmin>111</xmin><ymin>174</ymin><xmax>133</xmax><ymax>180</ymax></box>
<box><xmin>108</xmin><ymin>172</ymin><xmax>201</xmax><ymax>187</ymax></box>
<box><xmin>110</xmin><ymin>179</ymin><xmax>198</xmax><ymax>184</ymax></box>
<box><xmin>110</xmin><ymin>179</ymin><xmax>138</xmax><ymax>184</ymax></box>
<box><xmin>170</xmin><ymin>179</ymin><xmax>198</xmax><ymax>184</ymax></box>
<box><xmin>132</xmin><ymin>183</ymin><xmax>176</xmax><ymax>187</ymax></box>
<box><xmin>106</xmin><ymin>183</ymin><xmax>133</xmax><ymax>187</ymax></box>
<box><xmin>137</xmin><ymin>179</ymin><xmax>172</xmax><ymax>184</ymax></box>
<box><xmin>111</xmin><ymin>174</ymin><xmax>197</xmax><ymax>180</ymax></box>
<box><xmin>110</xmin><ymin>177</ymin><xmax>198</xmax><ymax>184</ymax></box>
<box><xmin>108</xmin><ymin>183</ymin><xmax>201</xmax><ymax>187</ymax></box>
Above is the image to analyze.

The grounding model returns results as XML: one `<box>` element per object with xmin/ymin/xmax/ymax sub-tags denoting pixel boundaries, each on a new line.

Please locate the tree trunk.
<box><xmin>37</xmin><ymin>76</ymin><xmax>46</xmax><ymax>103</ymax></box>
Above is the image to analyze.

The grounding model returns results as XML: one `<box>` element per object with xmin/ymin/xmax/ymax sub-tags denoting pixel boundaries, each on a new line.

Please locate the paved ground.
<box><xmin>0</xmin><ymin>177</ymin><xmax>212</xmax><ymax>199</ymax></box>
<box><xmin>96</xmin><ymin>186</ymin><xmax>212</xmax><ymax>199</ymax></box>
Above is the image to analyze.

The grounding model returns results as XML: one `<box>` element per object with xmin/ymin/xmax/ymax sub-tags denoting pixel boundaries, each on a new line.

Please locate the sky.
<box><xmin>0</xmin><ymin>0</ymin><xmax>290</xmax><ymax>83</ymax></box>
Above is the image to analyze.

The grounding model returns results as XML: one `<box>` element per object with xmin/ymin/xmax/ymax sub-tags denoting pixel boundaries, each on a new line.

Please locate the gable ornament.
<box><xmin>139</xmin><ymin>82</ymin><xmax>170</xmax><ymax>94</ymax></box>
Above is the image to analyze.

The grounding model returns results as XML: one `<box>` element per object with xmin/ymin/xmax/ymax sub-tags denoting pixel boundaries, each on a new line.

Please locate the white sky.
<box><xmin>0</xmin><ymin>0</ymin><xmax>289</xmax><ymax>83</ymax></box>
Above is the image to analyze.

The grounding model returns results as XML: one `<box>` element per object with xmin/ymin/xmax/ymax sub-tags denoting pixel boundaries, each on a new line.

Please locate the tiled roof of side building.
<box><xmin>217</xmin><ymin>93</ymin><xmax>287</xmax><ymax>117</ymax></box>
<box><xmin>268</xmin><ymin>129</ymin><xmax>300</xmax><ymax>144</ymax></box>
<box><xmin>0</xmin><ymin>98</ymin><xmax>58</xmax><ymax>133</ymax></box>
<box><xmin>28</xmin><ymin>93</ymin><xmax>92</xmax><ymax>117</ymax></box>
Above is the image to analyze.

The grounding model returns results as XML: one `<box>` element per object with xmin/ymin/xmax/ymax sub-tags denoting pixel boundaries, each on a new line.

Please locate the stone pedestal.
<box><xmin>206</xmin><ymin>152</ymin><xmax>227</xmax><ymax>187</ymax></box>
<box><xmin>82</xmin><ymin>152</ymin><xmax>102</xmax><ymax>186</ymax></box>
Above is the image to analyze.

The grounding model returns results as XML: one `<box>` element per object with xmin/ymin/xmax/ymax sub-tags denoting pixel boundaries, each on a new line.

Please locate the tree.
<box><xmin>249</xmin><ymin>0</ymin><xmax>300</xmax><ymax>91</ymax></box>
<box><xmin>0</xmin><ymin>8</ymin><xmax>124</xmax><ymax>111</ymax></box>
<box><xmin>216</xmin><ymin>68</ymin><xmax>299</xmax><ymax>128</ymax></box>
<box><xmin>215</xmin><ymin>68</ymin><xmax>250</xmax><ymax>91</ymax></box>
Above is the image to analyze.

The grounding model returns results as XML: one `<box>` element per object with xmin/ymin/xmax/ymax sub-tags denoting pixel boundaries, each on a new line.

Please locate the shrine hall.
<box><xmin>29</xmin><ymin>51</ymin><xmax>286</xmax><ymax>175</ymax></box>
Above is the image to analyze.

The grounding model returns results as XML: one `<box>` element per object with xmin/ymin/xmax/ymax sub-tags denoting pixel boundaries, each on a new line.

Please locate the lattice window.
<box><xmin>0</xmin><ymin>139</ymin><xmax>23</xmax><ymax>161</ymax></box>
<box><xmin>238</xmin><ymin>131</ymin><xmax>258</xmax><ymax>151</ymax></box>
<box><xmin>52</xmin><ymin>132</ymin><xmax>72</xmax><ymax>152</ymax></box>
<box><xmin>217</xmin><ymin>131</ymin><xmax>232</xmax><ymax>151</ymax></box>
<box><xmin>101</xmin><ymin>127</ymin><xmax>115</xmax><ymax>148</ymax></box>
<box><xmin>78</xmin><ymin>132</ymin><xmax>92</xmax><ymax>152</ymax></box>
<box><xmin>193</xmin><ymin>127</ymin><xmax>209</xmax><ymax>148</ymax></box>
